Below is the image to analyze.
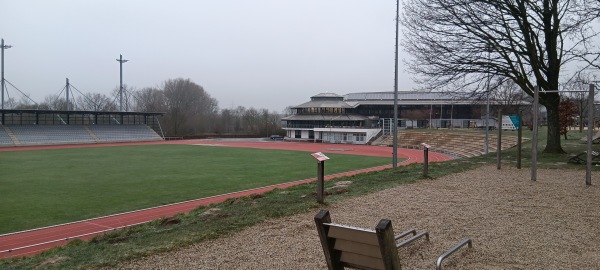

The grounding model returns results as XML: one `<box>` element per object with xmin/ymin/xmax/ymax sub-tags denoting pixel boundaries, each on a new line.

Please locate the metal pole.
<box><xmin>485</xmin><ymin>47</ymin><xmax>491</xmax><ymax>154</ymax></box>
<box><xmin>450</xmin><ymin>102</ymin><xmax>454</xmax><ymax>129</ymax></box>
<box><xmin>116</xmin><ymin>54</ymin><xmax>128</xmax><ymax>112</ymax></box>
<box><xmin>392</xmin><ymin>0</ymin><xmax>400</xmax><ymax>168</ymax></box>
<box><xmin>1</xmin><ymin>39</ymin><xmax>4</xmax><ymax>110</ymax></box>
<box><xmin>119</xmin><ymin>54</ymin><xmax>123</xmax><ymax>111</ymax></box>
<box><xmin>1</xmin><ymin>38</ymin><xmax>9</xmax><ymax>110</ymax></box>
<box><xmin>66</xmin><ymin>78</ymin><xmax>70</xmax><ymax>111</ymax></box>
<box><xmin>429</xmin><ymin>104</ymin><xmax>433</xmax><ymax>128</ymax></box>
<box><xmin>497</xmin><ymin>110</ymin><xmax>502</xmax><ymax>169</ymax></box>
<box><xmin>586</xmin><ymin>84</ymin><xmax>595</xmax><ymax>185</ymax></box>
<box><xmin>517</xmin><ymin>112</ymin><xmax>522</xmax><ymax>169</ymax></box>
<box><xmin>531</xmin><ymin>86</ymin><xmax>539</xmax><ymax>181</ymax></box>
<box><xmin>439</xmin><ymin>104</ymin><xmax>443</xmax><ymax>128</ymax></box>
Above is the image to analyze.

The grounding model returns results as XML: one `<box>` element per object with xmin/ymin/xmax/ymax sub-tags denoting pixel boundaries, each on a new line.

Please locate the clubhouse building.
<box><xmin>281</xmin><ymin>91</ymin><xmax>523</xmax><ymax>144</ymax></box>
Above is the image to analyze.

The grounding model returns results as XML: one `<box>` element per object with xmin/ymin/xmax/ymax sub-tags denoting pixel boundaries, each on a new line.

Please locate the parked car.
<box><xmin>270</xmin><ymin>135</ymin><xmax>284</xmax><ymax>141</ymax></box>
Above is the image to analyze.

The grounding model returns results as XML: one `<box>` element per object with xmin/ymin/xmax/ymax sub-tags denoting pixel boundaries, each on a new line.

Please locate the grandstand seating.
<box><xmin>373</xmin><ymin>130</ymin><xmax>523</xmax><ymax>158</ymax></box>
<box><xmin>0</xmin><ymin>126</ymin><xmax>15</xmax><ymax>147</ymax></box>
<box><xmin>9</xmin><ymin>125</ymin><xmax>94</xmax><ymax>145</ymax></box>
<box><xmin>87</xmin><ymin>125</ymin><xmax>163</xmax><ymax>142</ymax></box>
<box><xmin>0</xmin><ymin>125</ymin><xmax>163</xmax><ymax>147</ymax></box>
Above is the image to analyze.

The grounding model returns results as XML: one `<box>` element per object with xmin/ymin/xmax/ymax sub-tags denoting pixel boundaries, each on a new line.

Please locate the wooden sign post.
<box><xmin>311</xmin><ymin>152</ymin><xmax>330</xmax><ymax>203</ymax></box>
<box><xmin>421</xmin><ymin>143</ymin><xmax>431</xmax><ymax>178</ymax></box>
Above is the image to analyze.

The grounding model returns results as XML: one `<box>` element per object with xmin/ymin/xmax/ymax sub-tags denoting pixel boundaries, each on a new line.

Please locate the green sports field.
<box><xmin>0</xmin><ymin>144</ymin><xmax>392</xmax><ymax>234</ymax></box>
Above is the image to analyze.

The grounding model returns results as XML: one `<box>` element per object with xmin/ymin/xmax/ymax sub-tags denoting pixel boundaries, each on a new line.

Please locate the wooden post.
<box><xmin>314</xmin><ymin>210</ymin><xmax>343</xmax><ymax>270</ymax></box>
<box><xmin>423</xmin><ymin>148</ymin><xmax>429</xmax><ymax>178</ymax></box>
<box><xmin>531</xmin><ymin>86</ymin><xmax>539</xmax><ymax>181</ymax></box>
<box><xmin>376</xmin><ymin>219</ymin><xmax>402</xmax><ymax>270</ymax></box>
<box><xmin>421</xmin><ymin>143</ymin><xmax>430</xmax><ymax>178</ymax></box>
<box><xmin>517</xmin><ymin>113</ymin><xmax>522</xmax><ymax>169</ymax></box>
<box><xmin>586</xmin><ymin>84</ymin><xmax>594</xmax><ymax>185</ymax></box>
<box><xmin>497</xmin><ymin>110</ymin><xmax>502</xmax><ymax>169</ymax></box>
<box><xmin>317</xmin><ymin>161</ymin><xmax>325</xmax><ymax>203</ymax></box>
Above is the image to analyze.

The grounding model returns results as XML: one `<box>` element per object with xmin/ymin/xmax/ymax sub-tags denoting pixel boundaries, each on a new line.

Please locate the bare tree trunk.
<box><xmin>543</xmin><ymin>99</ymin><xmax>564</xmax><ymax>154</ymax></box>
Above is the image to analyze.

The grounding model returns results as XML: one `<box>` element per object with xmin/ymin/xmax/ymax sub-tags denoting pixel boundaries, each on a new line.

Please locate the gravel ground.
<box><xmin>116</xmin><ymin>165</ymin><xmax>600</xmax><ymax>270</ymax></box>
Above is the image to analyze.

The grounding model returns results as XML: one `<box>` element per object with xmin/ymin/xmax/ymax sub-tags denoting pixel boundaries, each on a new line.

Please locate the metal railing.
<box><xmin>436</xmin><ymin>238</ymin><xmax>472</xmax><ymax>270</ymax></box>
<box><xmin>394</xmin><ymin>228</ymin><xmax>416</xmax><ymax>240</ymax></box>
<box><xmin>396</xmin><ymin>230</ymin><xmax>430</xmax><ymax>248</ymax></box>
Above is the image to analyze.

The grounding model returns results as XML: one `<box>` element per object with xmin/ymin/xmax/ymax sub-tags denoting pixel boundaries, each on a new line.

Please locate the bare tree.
<box><xmin>43</xmin><ymin>95</ymin><xmax>68</xmax><ymax>110</ymax></box>
<box><xmin>401</xmin><ymin>0</ymin><xmax>600</xmax><ymax>153</ymax></box>
<box><xmin>77</xmin><ymin>93</ymin><xmax>115</xmax><ymax>111</ymax></box>
<box><xmin>134</xmin><ymin>87</ymin><xmax>166</xmax><ymax>112</ymax></box>
<box><xmin>282</xmin><ymin>106</ymin><xmax>294</xmax><ymax>116</ymax></box>
<box><xmin>491</xmin><ymin>79</ymin><xmax>529</xmax><ymax>115</ymax></box>
<box><xmin>162</xmin><ymin>78</ymin><xmax>218</xmax><ymax>136</ymax></box>
<box><xmin>215</xmin><ymin>108</ymin><xmax>235</xmax><ymax>133</ymax></box>
<box><xmin>12</xmin><ymin>95</ymin><xmax>37</xmax><ymax>109</ymax></box>
<box><xmin>563</xmin><ymin>72</ymin><xmax>599</xmax><ymax>132</ymax></box>
<box><xmin>111</xmin><ymin>84</ymin><xmax>136</xmax><ymax>112</ymax></box>
<box><xmin>242</xmin><ymin>107</ymin><xmax>260</xmax><ymax>134</ymax></box>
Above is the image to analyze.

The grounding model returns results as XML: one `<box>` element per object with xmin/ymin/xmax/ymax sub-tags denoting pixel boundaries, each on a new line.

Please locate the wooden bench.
<box><xmin>314</xmin><ymin>210</ymin><xmax>429</xmax><ymax>270</ymax></box>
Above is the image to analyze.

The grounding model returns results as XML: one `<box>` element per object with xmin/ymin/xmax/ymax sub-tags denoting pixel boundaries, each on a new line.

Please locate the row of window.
<box><xmin>322</xmin><ymin>132</ymin><xmax>365</xmax><ymax>142</ymax></box>
<box><xmin>296</xmin><ymin>108</ymin><xmax>347</xmax><ymax>114</ymax></box>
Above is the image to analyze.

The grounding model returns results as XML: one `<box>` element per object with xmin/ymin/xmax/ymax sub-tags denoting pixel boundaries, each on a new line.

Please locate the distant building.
<box><xmin>282</xmin><ymin>91</ymin><xmax>525</xmax><ymax>144</ymax></box>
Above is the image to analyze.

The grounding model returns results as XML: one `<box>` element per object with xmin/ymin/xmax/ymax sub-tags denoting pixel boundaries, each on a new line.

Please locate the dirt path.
<box><xmin>117</xmin><ymin>165</ymin><xmax>600</xmax><ymax>270</ymax></box>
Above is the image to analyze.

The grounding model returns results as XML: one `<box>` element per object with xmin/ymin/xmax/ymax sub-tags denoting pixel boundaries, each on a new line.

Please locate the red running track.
<box><xmin>0</xmin><ymin>140</ymin><xmax>452</xmax><ymax>258</ymax></box>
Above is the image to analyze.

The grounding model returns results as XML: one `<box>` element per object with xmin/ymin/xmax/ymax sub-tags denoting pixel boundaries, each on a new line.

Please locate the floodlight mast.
<box><xmin>116</xmin><ymin>54</ymin><xmax>129</xmax><ymax>112</ymax></box>
<box><xmin>1</xmin><ymin>38</ymin><xmax>13</xmax><ymax>110</ymax></box>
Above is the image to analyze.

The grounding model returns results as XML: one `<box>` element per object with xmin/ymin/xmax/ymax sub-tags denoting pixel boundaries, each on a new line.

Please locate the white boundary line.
<box><xmin>0</xmin><ymin>221</ymin><xmax>149</xmax><ymax>255</ymax></box>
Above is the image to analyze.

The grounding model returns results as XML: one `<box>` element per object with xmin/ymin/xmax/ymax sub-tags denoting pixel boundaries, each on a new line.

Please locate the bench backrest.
<box><xmin>315</xmin><ymin>210</ymin><xmax>401</xmax><ymax>270</ymax></box>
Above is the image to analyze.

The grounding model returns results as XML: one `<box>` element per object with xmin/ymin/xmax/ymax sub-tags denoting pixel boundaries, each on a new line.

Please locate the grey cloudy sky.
<box><xmin>1</xmin><ymin>0</ymin><xmax>414</xmax><ymax>112</ymax></box>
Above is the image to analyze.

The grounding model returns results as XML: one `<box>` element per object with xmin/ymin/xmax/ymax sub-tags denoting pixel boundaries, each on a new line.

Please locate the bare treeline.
<box><xmin>9</xmin><ymin>78</ymin><xmax>284</xmax><ymax>137</ymax></box>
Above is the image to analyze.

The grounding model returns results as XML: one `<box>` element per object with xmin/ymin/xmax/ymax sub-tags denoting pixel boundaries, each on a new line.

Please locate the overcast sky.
<box><xmin>0</xmin><ymin>0</ymin><xmax>414</xmax><ymax>112</ymax></box>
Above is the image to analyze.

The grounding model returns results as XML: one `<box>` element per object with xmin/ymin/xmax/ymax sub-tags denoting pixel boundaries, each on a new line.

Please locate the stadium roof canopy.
<box><xmin>344</xmin><ymin>91</ymin><xmax>480</xmax><ymax>105</ymax></box>
<box><xmin>291</xmin><ymin>91</ymin><xmax>493</xmax><ymax>109</ymax></box>
<box><xmin>0</xmin><ymin>109</ymin><xmax>164</xmax><ymax>116</ymax></box>
<box><xmin>0</xmin><ymin>109</ymin><xmax>164</xmax><ymax>126</ymax></box>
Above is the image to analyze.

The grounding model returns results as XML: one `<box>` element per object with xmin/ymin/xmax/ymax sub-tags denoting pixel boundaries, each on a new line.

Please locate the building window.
<box><xmin>295</xmin><ymin>130</ymin><xmax>301</xmax><ymax>138</ymax></box>
<box><xmin>353</xmin><ymin>133</ymin><xmax>365</xmax><ymax>141</ymax></box>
